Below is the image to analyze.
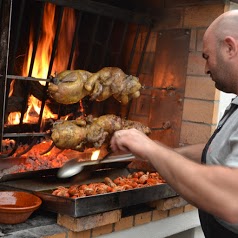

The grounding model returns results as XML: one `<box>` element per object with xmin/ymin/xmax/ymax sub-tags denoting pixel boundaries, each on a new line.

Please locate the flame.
<box><xmin>8</xmin><ymin>3</ymin><xmax>78</xmax><ymax>125</ymax></box>
<box><xmin>8</xmin><ymin>80</ymin><xmax>15</xmax><ymax>97</ymax></box>
<box><xmin>91</xmin><ymin>150</ymin><xmax>100</xmax><ymax>161</ymax></box>
<box><xmin>23</xmin><ymin>4</ymin><xmax>77</xmax><ymax>79</ymax></box>
<box><xmin>8</xmin><ymin>112</ymin><xmax>20</xmax><ymax>125</ymax></box>
<box><xmin>23</xmin><ymin>3</ymin><xmax>56</xmax><ymax>80</ymax></box>
<box><xmin>24</xmin><ymin>95</ymin><xmax>56</xmax><ymax>123</ymax></box>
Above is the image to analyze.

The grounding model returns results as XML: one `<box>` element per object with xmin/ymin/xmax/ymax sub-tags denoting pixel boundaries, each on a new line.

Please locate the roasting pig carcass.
<box><xmin>48</xmin><ymin>67</ymin><xmax>141</xmax><ymax>105</ymax></box>
<box><xmin>51</xmin><ymin>114</ymin><xmax>151</xmax><ymax>151</ymax></box>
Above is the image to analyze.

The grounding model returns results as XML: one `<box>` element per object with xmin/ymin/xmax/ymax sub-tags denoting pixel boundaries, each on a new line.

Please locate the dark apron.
<box><xmin>199</xmin><ymin>104</ymin><xmax>238</xmax><ymax>238</ymax></box>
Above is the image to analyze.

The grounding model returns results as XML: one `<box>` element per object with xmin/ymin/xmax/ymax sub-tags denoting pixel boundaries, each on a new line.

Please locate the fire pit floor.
<box><xmin>0</xmin><ymin>209</ymin><xmax>66</xmax><ymax>238</ymax></box>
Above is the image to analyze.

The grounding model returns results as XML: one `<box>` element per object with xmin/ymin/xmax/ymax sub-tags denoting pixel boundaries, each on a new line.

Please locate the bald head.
<box><xmin>203</xmin><ymin>10</ymin><xmax>238</xmax><ymax>94</ymax></box>
<box><xmin>205</xmin><ymin>10</ymin><xmax>238</xmax><ymax>42</ymax></box>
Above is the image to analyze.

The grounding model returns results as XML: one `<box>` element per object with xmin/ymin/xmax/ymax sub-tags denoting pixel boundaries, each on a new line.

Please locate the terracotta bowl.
<box><xmin>0</xmin><ymin>191</ymin><xmax>42</xmax><ymax>224</ymax></box>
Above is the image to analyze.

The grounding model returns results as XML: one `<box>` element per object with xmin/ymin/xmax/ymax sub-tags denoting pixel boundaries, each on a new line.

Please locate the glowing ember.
<box><xmin>91</xmin><ymin>150</ymin><xmax>100</xmax><ymax>161</ymax></box>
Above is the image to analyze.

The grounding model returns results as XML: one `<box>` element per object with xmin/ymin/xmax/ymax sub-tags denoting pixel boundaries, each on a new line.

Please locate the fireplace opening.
<box><xmin>0</xmin><ymin>0</ymin><xmax>190</xmax><ymax>179</ymax></box>
<box><xmin>0</xmin><ymin>0</ymin><xmax>153</xmax><ymax>174</ymax></box>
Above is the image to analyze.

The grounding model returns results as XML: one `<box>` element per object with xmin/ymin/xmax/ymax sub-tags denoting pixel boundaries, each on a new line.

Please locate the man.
<box><xmin>110</xmin><ymin>10</ymin><xmax>238</xmax><ymax>237</ymax></box>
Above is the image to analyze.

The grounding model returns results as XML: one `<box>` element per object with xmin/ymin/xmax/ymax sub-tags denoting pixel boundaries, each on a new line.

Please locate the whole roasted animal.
<box><xmin>48</xmin><ymin>67</ymin><xmax>141</xmax><ymax>105</ymax></box>
<box><xmin>51</xmin><ymin>114</ymin><xmax>151</xmax><ymax>151</ymax></box>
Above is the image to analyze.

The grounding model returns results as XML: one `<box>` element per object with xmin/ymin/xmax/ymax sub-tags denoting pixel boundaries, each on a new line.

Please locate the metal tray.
<box><xmin>0</xmin><ymin>168</ymin><xmax>176</xmax><ymax>218</ymax></box>
<box><xmin>0</xmin><ymin>158</ymin><xmax>177</xmax><ymax>218</ymax></box>
<box><xmin>35</xmin><ymin>184</ymin><xmax>176</xmax><ymax>217</ymax></box>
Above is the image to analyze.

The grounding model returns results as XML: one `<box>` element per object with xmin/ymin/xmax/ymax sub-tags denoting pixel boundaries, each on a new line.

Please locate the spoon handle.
<box><xmin>98</xmin><ymin>149</ymin><xmax>113</xmax><ymax>163</ymax></box>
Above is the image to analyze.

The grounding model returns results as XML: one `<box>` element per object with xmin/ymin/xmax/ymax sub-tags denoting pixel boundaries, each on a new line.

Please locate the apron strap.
<box><xmin>201</xmin><ymin>103</ymin><xmax>238</xmax><ymax>163</ymax></box>
<box><xmin>199</xmin><ymin>103</ymin><xmax>238</xmax><ymax>237</ymax></box>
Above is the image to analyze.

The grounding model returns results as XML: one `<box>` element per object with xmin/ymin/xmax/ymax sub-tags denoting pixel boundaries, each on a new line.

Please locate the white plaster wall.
<box><xmin>218</xmin><ymin>92</ymin><xmax>236</xmax><ymax>120</ymax></box>
<box><xmin>166</xmin><ymin>226</ymin><xmax>204</xmax><ymax>238</ymax></box>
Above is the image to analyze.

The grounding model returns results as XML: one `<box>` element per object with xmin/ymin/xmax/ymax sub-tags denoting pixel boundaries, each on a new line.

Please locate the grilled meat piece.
<box><xmin>50</xmin><ymin>120</ymin><xmax>87</xmax><ymax>151</ymax></box>
<box><xmin>48</xmin><ymin>70</ymin><xmax>92</xmax><ymax>104</ymax></box>
<box><xmin>52</xmin><ymin>171</ymin><xmax>165</xmax><ymax>198</ymax></box>
<box><xmin>51</xmin><ymin>114</ymin><xmax>151</xmax><ymax>151</ymax></box>
<box><xmin>48</xmin><ymin>67</ymin><xmax>141</xmax><ymax>105</ymax></box>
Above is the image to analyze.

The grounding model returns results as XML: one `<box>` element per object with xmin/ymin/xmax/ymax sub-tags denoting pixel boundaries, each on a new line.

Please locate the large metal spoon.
<box><xmin>57</xmin><ymin>151</ymin><xmax>113</xmax><ymax>178</ymax></box>
<box><xmin>57</xmin><ymin>151</ymin><xmax>134</xmax><ymax>178</ymax></box>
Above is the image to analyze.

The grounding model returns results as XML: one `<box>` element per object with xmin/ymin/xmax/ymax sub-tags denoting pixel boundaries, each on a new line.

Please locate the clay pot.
<box><xmin>0</xmin><ymin>191</ymin><xmax>42</xmax><ymax>224</ymax></box>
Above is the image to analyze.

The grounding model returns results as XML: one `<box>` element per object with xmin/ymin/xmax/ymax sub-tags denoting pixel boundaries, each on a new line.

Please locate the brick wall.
<box><xmin>129</xmin><ymin>2</ymin><xmax>228</xmax><ymax>146</ymax></box>
<box><xmin>181</xmin><ymin>4</ymin><xmax>225</xmax><ymax>145</ymax></box>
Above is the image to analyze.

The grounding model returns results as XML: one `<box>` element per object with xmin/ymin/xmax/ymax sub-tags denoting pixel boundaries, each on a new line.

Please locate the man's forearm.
<box><xmin>174</xmin><ymin>143</ymin><xmax>205</xmax><ymax>163</ymax></box>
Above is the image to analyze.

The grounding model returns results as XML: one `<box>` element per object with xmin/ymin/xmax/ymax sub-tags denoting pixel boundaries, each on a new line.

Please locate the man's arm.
<box><xmin>110</xmin><ymin>129</ymin><xmax>238</xmax><ymax>224</ymax></box>
<box><xmin>174</xmin><ymin>143</ymin><xmax>205</xmax><ymax>163</ymax></box>
<box><xmin>155</xmin><ymin>141</ymin><xmax>205</xmax><ymax>163</ymax></box>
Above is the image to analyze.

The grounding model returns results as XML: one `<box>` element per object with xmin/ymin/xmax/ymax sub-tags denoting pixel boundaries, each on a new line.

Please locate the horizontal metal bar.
<box><xmin>3</xmin><ymin>132</ymin><xmax>49</xmax><ymax>138</ymax></box>
<box><xmin>142</xmin><ymin>86</ymin><xmax>177</xmax><ymax>91</ymax></box>
<box><xmin>6</xmin><ymin>75</ymin><xmax>51</xmax><ymax>82</ymax></box>
<box><xmin>36</xmin><ymin>0</ymin><xmax>152</xmax><ymax>25</ymax></box>
<box><xmin>40</xmin><ymin>142</ymin><xmax>55</xmax><ymax>155</ymax></box>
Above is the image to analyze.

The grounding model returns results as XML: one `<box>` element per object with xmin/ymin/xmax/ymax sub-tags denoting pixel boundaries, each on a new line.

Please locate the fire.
<box><xmin>24</xmin><ymin>95</ymin><xmax>56</xmax><ymax>123</ymax></box>
<box><xmin>91</xmin><ymin>150</ymin><xmax>100</xmax><ymax>161</ymax></box>
<box><xmin>8</xmin><ymin>3</ymin><xmax>78</xmax><ymax>125</ymax></box>
<box><xmin>23</xmin><ymin>3</ymin><xmax>77</xmax><ymax>80</ymax></box>
<box><xmin>8</xmin><ymin>112</ymin><xmax>21</xmax><ymax>125</ymax></box>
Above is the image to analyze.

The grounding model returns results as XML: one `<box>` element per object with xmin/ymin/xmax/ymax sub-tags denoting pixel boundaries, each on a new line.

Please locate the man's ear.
<box><xmin>224</xmin><ymin>36</ymin><xmax>237</xmax><ymax>57</ymax></box>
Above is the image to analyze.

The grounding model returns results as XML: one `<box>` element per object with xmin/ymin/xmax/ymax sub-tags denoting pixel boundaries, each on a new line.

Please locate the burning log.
<box><xmin>51</xmin><ymin>114</ymin><xmax>151</xmax><ymax>152</ymax></box>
